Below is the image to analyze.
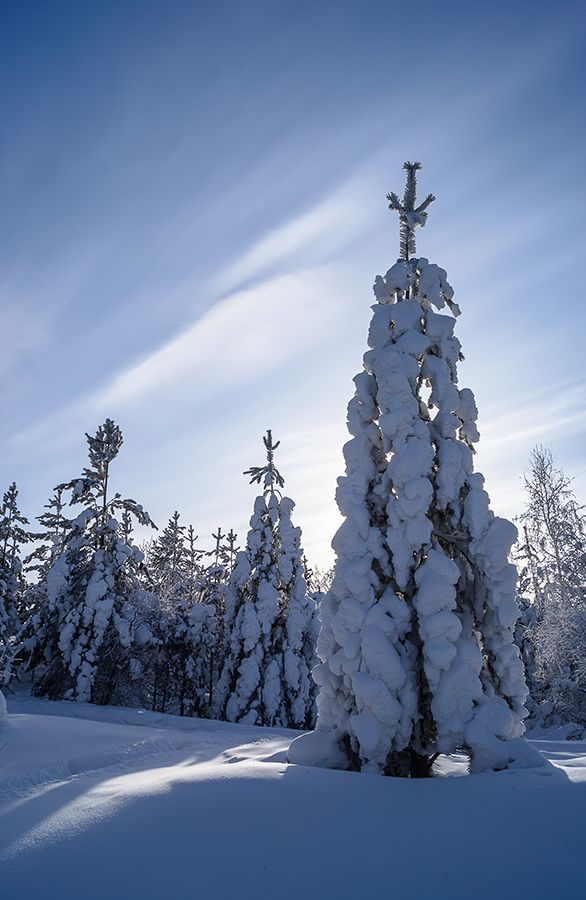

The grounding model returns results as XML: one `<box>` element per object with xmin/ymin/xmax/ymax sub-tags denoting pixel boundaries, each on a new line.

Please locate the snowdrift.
<box><xmin>1</xmin><ymin>696</ymin><xmax>586</xmax><ymax>900</ymax></box>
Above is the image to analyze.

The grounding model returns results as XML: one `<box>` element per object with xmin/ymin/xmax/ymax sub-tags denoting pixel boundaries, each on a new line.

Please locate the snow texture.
<box><xmin>0</xmin><ymin>697</ymin><xmax>584</xmax><ymax>900</ymax></box>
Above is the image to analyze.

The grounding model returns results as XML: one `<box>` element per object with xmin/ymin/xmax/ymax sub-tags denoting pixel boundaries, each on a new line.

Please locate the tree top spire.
<box><xmin>387</xmin><ymin>161</ymin><xmax>435</xmax><ymax>262</ymax></box>
<box><xmin>244</xmin><ymin>429</ymin><xmax>285</xmax><ymax>496</ymax></box>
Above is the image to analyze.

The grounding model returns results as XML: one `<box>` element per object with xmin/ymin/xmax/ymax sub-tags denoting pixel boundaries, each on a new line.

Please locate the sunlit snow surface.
<box><xmin>1</xmin><ymin>696</ymin><xmax>585</xmax><ymax>899</ymax></box>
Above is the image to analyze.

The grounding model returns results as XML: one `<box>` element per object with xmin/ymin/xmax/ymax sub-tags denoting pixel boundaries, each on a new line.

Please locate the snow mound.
<box><xmin>288</xmin><ymin>728</ymin><xmax>349</xmax><ymax>770</ymax></box>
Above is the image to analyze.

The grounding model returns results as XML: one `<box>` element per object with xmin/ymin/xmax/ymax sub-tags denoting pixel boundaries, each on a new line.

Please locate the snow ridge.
<box><xmin>0</xmin><ymin>733</ymin><xmax>196</xmax><ymax>802</ymax></box>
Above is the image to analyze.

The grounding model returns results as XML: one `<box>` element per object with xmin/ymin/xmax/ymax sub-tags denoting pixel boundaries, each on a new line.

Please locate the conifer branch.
<box><xmin>244</xmin><ymin>429</ymin><xmax>285</xmax><ymax>494</ymax></box>
<box><xmin>387</xmin><ymin>161</ymin><xmax>435</xmax><ymax>261</ymax></box>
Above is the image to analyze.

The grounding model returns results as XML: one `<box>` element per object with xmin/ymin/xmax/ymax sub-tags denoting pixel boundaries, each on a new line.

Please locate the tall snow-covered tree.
<box><xmin>33</xmin><ymin>419</ymin><xmax>156</xmax><ymax>704</ymax></box>
<box><xmin>291</xmin><ymin>163</ymin><xmax>540</xmax><ymax>776</ymax></box>
<box><xmin>214</xmin><ymin>431</ymin><xmax>317</xmax><ymax>728</ymax></box>
<box><xmin>516</xmin><ymin>447</ymin><xmax>586</xmax><ymax>725</ymax></box>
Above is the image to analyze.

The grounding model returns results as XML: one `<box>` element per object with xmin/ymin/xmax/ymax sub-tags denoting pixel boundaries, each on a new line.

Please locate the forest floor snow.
<box><xmin>1</xmin><ymin>695</ymin><xmax>586</xmax><ymax>900</ymax></box>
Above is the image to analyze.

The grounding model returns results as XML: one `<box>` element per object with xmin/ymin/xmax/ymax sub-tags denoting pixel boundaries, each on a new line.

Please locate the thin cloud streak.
<box><xmin>97</xmin><ymin>265</ymin><xmax>340</xmax><ymax>411</ymax></box>
<box><xmin>211</xmin><ymin>176</ymin><xmax>374</xmax><ymax>296</ymax></box>
<box><xmin>476</xmin><ymin>379</ymin><xmax>586</xmax><ymax>522</ymax></box>
<box><xmin>96</xmin><ymin>166</ymin><xmax>378</xmax><ymax>411</ymax></box>
<box><xmin>480</xmin><ymin>383</ymin><xmax>586</xmax><ymax>454</ymax></box>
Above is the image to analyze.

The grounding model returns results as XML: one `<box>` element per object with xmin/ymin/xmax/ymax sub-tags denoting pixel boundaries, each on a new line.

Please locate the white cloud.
<box><xmin>97</xmin><ymin>265</ymin><xmax>341</xmax><ymax>411</ymax></box>
<box><xmin>210</xmin><ymin>176</ymin><xmax>374</xmax><ymax>296</ymax></box>
<box><xmin>480</xmin><ymin>380</ymin><xmax>586</xmax><ymax>455</ymax></box>
<box><xmin>475</xmin><ymin>379</ymin><xmax>586</xmax><ymax>520</ymax></box>
<box><xmin>96</xmin><ymin>166</ymin><xmax>378</xmax><ymax>412</ymax></box>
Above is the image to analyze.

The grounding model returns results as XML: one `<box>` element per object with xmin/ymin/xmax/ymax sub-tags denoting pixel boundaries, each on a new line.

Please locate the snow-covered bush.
<box><xmin>291</xmin><ymin>163</ymin><xmax>540</xmax><ymax>776</ymax></box>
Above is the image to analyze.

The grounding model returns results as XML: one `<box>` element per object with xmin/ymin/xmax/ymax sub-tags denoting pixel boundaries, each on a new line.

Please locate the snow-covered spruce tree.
<box><xmin>290</xmin><ymin>163</ymin><xmax>541</xmax><ymax>776</ymax></box>
<box><xmin>189</xmin><ymin>527</ymin><xmax>239</xmax><ymax>715</ymax></box>
<box><xmin>517</xmin><ymin>447</ymin><xmax>586</xmax><ymax>726</ymax></box>
<box><xmin>26</xmin><ymin>488</ymin><xmax>71</xmax><ymax>581</ymax></box>
<box><xmin>34</xmin><ymin>419</ymin><xmax>156</xmax><ymax>704</ymax></box>
<box><xmin>145</xmin><ymin>511</ymin><xmax>189</xmax><ymax>712</ymax></box>
<box><xmin>150</xmin><ymin>511</ymin><xmax>188</xmax><ymax>592</ymax></box>
<box><xmin>144</xmin><ymin>513</ymin><xmax>217</xmax><ymax>716</ymax></box>
<box><xmin>2</xmin><ymin>488</ymin><xmax>71</xmax><ymax>688</ymax></box>
<box><xmin>178</xmin><ymin>524</ymin><xmax>220</xmax><ymax>718</ymax></box>
<box><xmin>0</xmin><ymin>483</ymin><xmax>31</xmax><ymax>673</ymax></box>
<box><xmin>214</xmin><ymin>431</ymin><xmax>317</xmax><ymax>728</ymax></box>
<box><xmin>186</xmin><ymin>524</ymin><xmax>205</xmax><ymax>599</ymax></box>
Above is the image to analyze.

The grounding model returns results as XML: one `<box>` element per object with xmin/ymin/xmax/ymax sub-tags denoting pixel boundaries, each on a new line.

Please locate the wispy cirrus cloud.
<box><xmin>210</xmin><ymin>176</ymin><xmax>374</xmax><ymax>296</ymax></box>
<box><xmin>480</xmin><ymin>380</ymin><xmax>586</xmax><ymax>455</ymax></box>
<box><xmin>96</xmin><ymin>169</ymin><xmax>376</xmax><ymax>411</ymax></box>
<box><xmin>475</xmin><ymin>378</ymin><xmax>586</xmax><ymax>519</ymax></box>
<box><xmin>96</xmin><ymin>265</ymin><xmax>341</xmax><ymax>411</ymax></box>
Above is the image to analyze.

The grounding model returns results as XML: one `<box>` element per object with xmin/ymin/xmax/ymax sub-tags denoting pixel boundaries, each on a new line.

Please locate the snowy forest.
<box><xmin>1</xmin><ymin>431</ymin><xmax>585</xmax><ymax>741</ymax></box>
<box><xmin>3</xmin><ymin>2</ymin><xmax>586</xmax><ymax>895</ymax></box>
<box><xmin>2</xmin><ymin>164</ymin><xmax>585</xmax><ymax>768</ymax></box>
<box><xmin>3</xmin><ymin>147</ymin><xmax>586</xmax><ymax>899</ymax></box>
<box><xmin>0</xmin><ymin>426</ymin><xmax>323</xmax><ymax>729</ymax></box>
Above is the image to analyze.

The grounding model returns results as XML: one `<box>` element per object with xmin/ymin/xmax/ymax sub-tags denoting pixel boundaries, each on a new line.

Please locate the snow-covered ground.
<box><xmin>1</xmin><ymin>696</ymin><xmax>586</xmax><ymax>900</ymax></box>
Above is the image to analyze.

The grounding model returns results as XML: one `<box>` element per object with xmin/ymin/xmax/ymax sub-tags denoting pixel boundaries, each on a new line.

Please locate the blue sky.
<box><xmin>1</xmin><ymin>0</ymin><xmax>585</xmax><ymax>564</ymax></box>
